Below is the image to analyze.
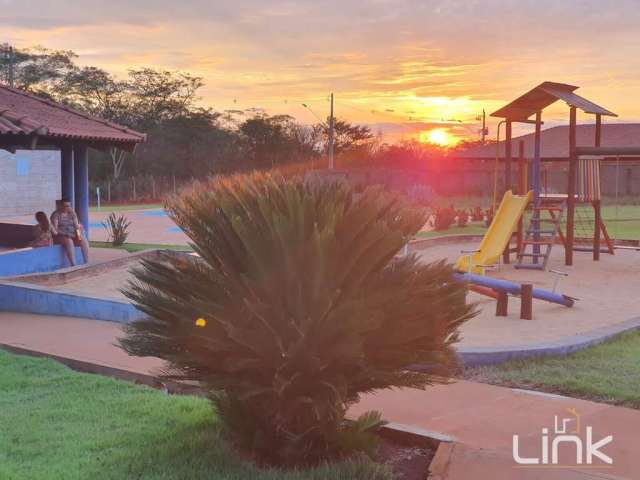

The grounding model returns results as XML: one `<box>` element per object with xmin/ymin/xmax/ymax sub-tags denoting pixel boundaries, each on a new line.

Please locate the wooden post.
<box><xmin>520</xmin><ymin>284</ymin><xmax>533</xmax><ymax>320</ymax></box>
<box><xmin>533</xmin><ymin>112</ymin><xmax>542</xmax><ymax>263</ymax></box>
<box><xmin>503</xmin><ymin>241</ymin><xmax>511</xmax><ymax>264</ymax></box>
<box><xmin>594</xmin><ymin>201</ymin><xmax>602</xmax><ymax>260</ymax></box>
<box><xmin>132</xmin><ymin>176</ymin><xmax>137</xmax><ymax>201</ymax></box>
<box><xmin>502</xmin><ymin>120</ymin><xmax>513</xmax><ymax>265</ymax></box>
<box><xmin>505</xmin><ymin>120</ymin><xmax>512</xmax><ymax>192</ymax></box>
<box><xmin>517</xmin><ymin>140</ymin><xmax>525</xmax><ymax>253</ymax></box>
<box><xmin>107</xmin><ymin>180</ymin><xmax>111</xmax><ymax>203</ymax></box>
<box><xmin>594</xmin><ymin>114</ymin><xmax>602</xmax><ymax>261</ymax></box>
<box><xmin>152</xmin><ymin>177</ymin><xmax>156</xmax><ymax>199</ymax></box>
<box><xmin>566</xmin><ymin>106</ymin><xmax>577</xmax><ymax>266</ymax></box>
<box><xmin>496</xmin><ymin>291</ymin><xmax>508</xmax><ymax>316</ymax></box>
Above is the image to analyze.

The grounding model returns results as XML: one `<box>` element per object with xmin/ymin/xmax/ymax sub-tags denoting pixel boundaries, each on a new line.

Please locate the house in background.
<box><xmin>453</xmin><ymin>123</ymin><xmax>640</xmax><ymax>196</ymax></box>
<box><xmin>0</xmin><ymin>85</ymin><xmax>145</xmax><ymax>276</ymax></box>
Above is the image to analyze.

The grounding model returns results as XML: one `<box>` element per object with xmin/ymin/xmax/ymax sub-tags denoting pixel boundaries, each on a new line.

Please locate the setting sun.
<box><xmin>419</xmin><ymin>128</ymin><xmax>453</xmax><ymax>147</ymax></box>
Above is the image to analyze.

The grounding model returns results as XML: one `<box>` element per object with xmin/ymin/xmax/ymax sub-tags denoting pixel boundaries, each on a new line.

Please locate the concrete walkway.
<box><xmin>0</xmin><ymin>312</ymin><xmax>638</xmax><ymax>479</ymax></box>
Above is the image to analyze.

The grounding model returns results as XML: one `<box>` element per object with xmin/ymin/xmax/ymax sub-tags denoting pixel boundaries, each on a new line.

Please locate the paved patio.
<box><xmin>3</xmin><ymin>207</ymin><xmax>189</xmax><ymax>245</ymax></box>
<box><xmin>0</xmin><ymin>311</ymin><xmax>638</xmax><ymax>479</ymax></box>
<box><xmin>12</xmin><ymin>239</ymin><xmax>640</xmax><ymax>355</ymax></box>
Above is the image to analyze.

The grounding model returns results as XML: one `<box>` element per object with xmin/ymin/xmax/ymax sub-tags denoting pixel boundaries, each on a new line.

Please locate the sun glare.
<box><xmin>419</xmin><ymin>128</ymin><xmax>452</xmax><ymax>147</ymax></box>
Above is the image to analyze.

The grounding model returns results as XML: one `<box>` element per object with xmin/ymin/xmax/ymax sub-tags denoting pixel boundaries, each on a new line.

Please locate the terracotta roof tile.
<box><xmin>0</xmin><ymin>85</ymin><xmax>145</xmax><ymax>145</ymax></box>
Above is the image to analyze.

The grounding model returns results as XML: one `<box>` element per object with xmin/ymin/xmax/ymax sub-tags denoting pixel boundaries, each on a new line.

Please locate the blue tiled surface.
<box><xmin>141</xmin><ymin>210</ymin><xmax>168</xmax><ymax>217</ymax></box>
<box><xmin>0</xmin><ymin>246</ymin><xmax>85</xmax><ymax>277</ymax></box>
<box><xmin>0</xmin><ymin>282</ymin><xmax>144</xmax><ymax>323</ymax></box>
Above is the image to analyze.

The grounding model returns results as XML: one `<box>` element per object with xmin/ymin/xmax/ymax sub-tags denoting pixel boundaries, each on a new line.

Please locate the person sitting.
<box><xmin>51</xmin><ymin>199</ymin><xmax>89</xmax><ymax>266</ymax></box>
<box><xmin>30</xmin><ymin>211</ymin><xmax>54</xmax><ymax>247</ymax></box>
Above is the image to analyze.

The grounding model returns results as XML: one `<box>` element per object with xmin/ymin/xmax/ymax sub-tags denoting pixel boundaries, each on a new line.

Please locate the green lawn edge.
<box><xmin>464</xmin><ymin>330</ymin><xmax>640</xmax><ymax>409</ymax></box>
<box><xmin>90</xmin><ymin>241</ymin><xmax>193</xmax><ymax>253</ymax></box>
<box><xmin>0</xmin><ymin>349</ymin><xmax>393</xmax><ymax>480</ymax></box>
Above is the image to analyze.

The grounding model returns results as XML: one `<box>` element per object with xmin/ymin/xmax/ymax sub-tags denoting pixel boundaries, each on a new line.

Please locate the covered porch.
<box><xmin>0</xmin><ymin>85</ymin><xmax>145</xmax><ymax>276</ymax></box>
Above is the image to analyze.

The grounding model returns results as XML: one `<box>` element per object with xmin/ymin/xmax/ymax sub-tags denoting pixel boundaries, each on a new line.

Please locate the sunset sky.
<box><xmin>4</xmin><ymin>0</ymin><xmax>640</xmax><ymax>144</ymax></box>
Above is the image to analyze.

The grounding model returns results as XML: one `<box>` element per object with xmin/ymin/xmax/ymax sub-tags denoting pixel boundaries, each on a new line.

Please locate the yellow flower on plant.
<box><xmin>195</xmin><ymin>317</ymin><xmax>207</xmax><ymax>328</ymax></box>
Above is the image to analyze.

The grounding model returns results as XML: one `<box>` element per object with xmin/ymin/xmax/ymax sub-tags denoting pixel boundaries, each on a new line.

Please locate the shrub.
<box><xmin>102</xmin><ymin>212</ymin><xmax>131</xmax><ymax>246</ymax></box>
<box><xmin>470</xmin><ymin>206</ymin><xmax>484</xmax><ymax>222</ymax></box>
<box><xmin>119</xmin><ymin>172</ymin><xmax>475</xmax><ymax>466</ymax></box>
<box><xmin>433</xmin><ymin>206</ymin><xmax>456</xmax><ymax>231</ymax></box>
<box><xmin>456</xmin><ymin>209</ymin><xmax>469</xmax><ymax>228</ymax></box>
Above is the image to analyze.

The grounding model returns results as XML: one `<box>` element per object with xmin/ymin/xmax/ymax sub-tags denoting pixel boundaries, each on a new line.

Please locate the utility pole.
<box><xmin>328</xmin><ymin>92</ymin><xmax>335</xmax><ymax>169</ymax></box>
<box><xmin>477</xmin><ymin>109</ymin><xmax>487</xmax><ymax>144</ymax></box>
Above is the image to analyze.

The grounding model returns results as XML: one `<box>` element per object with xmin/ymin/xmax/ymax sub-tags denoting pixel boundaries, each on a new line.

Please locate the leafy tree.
<box><xmin>315</xmin><ymin>119</ymin><xmax>374</xmax><ymax>157</ymax></box>
<box><xmin>125</xmin><ymin>68</ymin><xmax>204</xmax><ymax>128</ymax></box>
<box><xmin>239</xmin><ymin>114</ymin><xmax>301</xmax><ymax>168</ymax></box>
<box><xmin>55</xmin><ymin>66</ymin><xmax>136</xmax><ymax>181</ymax></box>
<box><xmin>137</xmin><ymin>109</ymin><xmax>242</xmax><ymax>177</ymax></box>
<box><xmin>56</xmin><ymin>66</ymin><xmax>131</xmax><ymax>122</ymax></box>
<box><xmin>0</xmin><ymin>44</ymin><xmax>76</xmax><ymax>94</ymax></box>
<box><xmin>119</xmin><ymin>172</ymin><xmax>475</xmax><ymax>466</ymax></box>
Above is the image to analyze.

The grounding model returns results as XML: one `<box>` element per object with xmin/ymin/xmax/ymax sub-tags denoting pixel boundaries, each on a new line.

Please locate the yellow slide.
<box><xmin>455</xmin><ymin>190</ymin><xmax>532</xmax><ymax>274</ymax></box>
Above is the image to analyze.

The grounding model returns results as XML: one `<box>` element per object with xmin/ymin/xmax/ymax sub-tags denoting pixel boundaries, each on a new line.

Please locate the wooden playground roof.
<box><xmin>0</xmin><ymin>85</ymin><xmax>145</xmax><ymax>152</ymax></box>
<box><xmin>491</xmin><ymin>81</ymin><xmax>617</xmax><ymax>121</ymax></box>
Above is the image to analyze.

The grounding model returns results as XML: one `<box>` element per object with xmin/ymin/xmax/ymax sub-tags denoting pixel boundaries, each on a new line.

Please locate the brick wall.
<box><xmin>0</xmin><ymin>150</ymin><xmax>61</xmax><ymax>217</ymax></box>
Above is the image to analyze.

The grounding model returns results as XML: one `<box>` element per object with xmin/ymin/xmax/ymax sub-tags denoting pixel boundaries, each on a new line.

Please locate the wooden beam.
<box><xmin>505</xmin><ymin>120</ymin><xmax>512</xmax><ymax>192</ymax></box>
<box><xmin>566</xmin><ymin>106</ymin><xmax>577</xmax><ymax>266</ymax></box>
<box><xmin>520</xmin><ymin>284</ymin><xmax>533</xmax><ymax>320</ymax></box>
<box><xmin>533</xmin><ymin>111</ymin><xmax>542</xmax><ymax>264</ymax></box>
<box><xmin>517</xmin><ymin>140</ymin><xmax>525</xmax><ymax>254</ymax></box>
<box><xmin>593</xmin><ymin>200</ymin><xmax>601</xmax><ymax>261</ymax></box>
<box><xmin>496</xmin><ymin>291</ymin><xmax>508</xmax><ymax>316</ymax></box>
<box><xmin>575</xmin><ymin>146</ymin><xmax>640</xmax><ymax>156</ymax></box>
<box><xmin>594</xmin><ymin>114</ymin><xmax>602</xmax><ymax>261</ymax></box>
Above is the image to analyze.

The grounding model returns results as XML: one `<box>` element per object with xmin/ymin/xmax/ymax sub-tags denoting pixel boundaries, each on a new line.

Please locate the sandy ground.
<box><xmin>88</xmin><ymin>209</ymin><xmax>190</xmax><ymax>245</ymax></box>
<box><xmin>417</xmin><ymin>241</ymin><xmax>640</xmax><ymax>348</ymax></box>
<box><xmin>43</xmin><ymin>264</ymin><xmax>136</xmax><ymax>301</ymax></box>
<box><xmin>10</xmin><ymin>230</ymin><xmax>640</xmax><ymax>349</ymax></box>
<box><xmin>5</xmin><ymin>208</ymin><xmax>437</xmax><ymax>247</ymax></box>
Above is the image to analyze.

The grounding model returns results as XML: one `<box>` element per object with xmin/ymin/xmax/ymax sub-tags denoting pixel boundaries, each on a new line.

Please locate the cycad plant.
<box><xmin>119</xmin><ymin>172</ymin><xmax>475</xmax><ymax>466</ymax></box>
<box><xmin>102</xmin><ymin>212</ymin><xmax>131</xmax><ymax>246</ymax></box>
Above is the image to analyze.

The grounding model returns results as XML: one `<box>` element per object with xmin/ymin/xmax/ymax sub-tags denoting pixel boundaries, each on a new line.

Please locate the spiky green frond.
<box><xmin>119</xmin><ymin>172</ymin><xmax>475</xmax><ymax>465</ymax></box>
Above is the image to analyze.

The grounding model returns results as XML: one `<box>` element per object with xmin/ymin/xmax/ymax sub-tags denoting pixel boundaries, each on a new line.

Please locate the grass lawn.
<box><xmin>90</xmin><ymin>203</ymin><xmax>163</xmax><ymax>212</ymax></box>
<box><xmin>0</xmin><ymin>350</ymin><xmax>393</xmax><ymax>480</ymax></box>
<box><xmin>414</xmin><ymin>204</ymin><xmax>640</xmax><ymax>242</ymax></box>
<box><xmin>464</xmin><ymin>331</ymin><xmax>640</xmax><ymax>408</ymax></box>
<box><xmin>415</xmin><ymin>224</ymin><xmax>487</xmax><ymax>239</ymax></box>
<box><xmin>91</xmin><ymin>241</ymin><xmax>192</xmax><ymax>253</ymax></box>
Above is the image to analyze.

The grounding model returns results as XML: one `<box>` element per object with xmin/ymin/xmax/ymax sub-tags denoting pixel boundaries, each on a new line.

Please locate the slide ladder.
<box><xmin>516</xmin><ymin>201</ymin><xmax>566</xmax><ymax>271</ymax></box>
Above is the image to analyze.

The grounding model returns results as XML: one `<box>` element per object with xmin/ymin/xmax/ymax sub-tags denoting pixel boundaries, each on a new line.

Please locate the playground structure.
<box><xmin>452</xmin><ymin>81</ymin><xmax>640</xmax><ymax>317</ymax></box>
<box><xmin>492</xmin><ymin>81</ymin><xmax>640</xmax><ymax>265</ymax></box>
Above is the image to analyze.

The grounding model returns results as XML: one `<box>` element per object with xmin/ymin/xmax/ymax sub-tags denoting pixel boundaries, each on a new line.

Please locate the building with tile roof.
<box><xmin>0</xmin><ymin>85</ymin><xmax>145</xmax><ymax>274</ymax></box>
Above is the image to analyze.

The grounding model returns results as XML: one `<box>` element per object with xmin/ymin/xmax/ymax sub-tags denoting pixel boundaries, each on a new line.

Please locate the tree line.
<box><xmin>0</xmin><ymin>44</ymin><xmax>483</xmax><ymax>183</ymax></box>
<box><xmin>0</xmin><ymin>44</ymin><xmax>385</xmax><ymax>181</ymax></box>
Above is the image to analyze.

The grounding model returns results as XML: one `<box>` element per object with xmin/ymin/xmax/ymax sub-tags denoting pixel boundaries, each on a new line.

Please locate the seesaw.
<box><xmin>453</xmin><ymin>272</ymin><xmax>575</xmax><ymax>308</ymax></box>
